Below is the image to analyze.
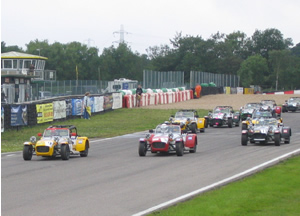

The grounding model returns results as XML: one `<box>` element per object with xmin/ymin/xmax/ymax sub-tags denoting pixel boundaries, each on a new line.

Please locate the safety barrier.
<box><xmin>263</xmin><ymin>90</ymin><xmax>300</xmax><ymax>95</ymax></box>
<box><xmin>123</xmin><ymin>90</ymin><xmax>192</xmax><ymax>108</ymax></box>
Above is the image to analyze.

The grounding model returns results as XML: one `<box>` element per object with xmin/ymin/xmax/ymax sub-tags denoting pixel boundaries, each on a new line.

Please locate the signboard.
<box><xmin>36</xmin><ymin>103</ymin><xmax>53</xmax><ymax>124</ymax></box>
<box><xmin>93</xmin><ymin>96</ymin><xmax>104</xmax><ymax>112</ymax></box>
<box><xmin>11</xmin><ymin>105</ymin><xmax>28</xmax><ymax>126</ymax></box>
<box><xmin>71</xmin><ymin>99</ymin><xmax>83</xmax><ymax>116</ymax></box>
<box><xmin>53</xmin><ymin>101</ymin><xmax>66</xmax><ymax>119</ymax></box>
<box><xmin>112</xmin><ymin>92</ymin><xmax>122</xmax><ymax>109</ymax></box>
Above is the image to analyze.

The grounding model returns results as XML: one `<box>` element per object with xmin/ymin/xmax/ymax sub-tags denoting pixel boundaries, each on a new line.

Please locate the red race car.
<box><xmin>138</xmin><ymin>123</ymin><xmax>197</xmax><ymax>156</ymax></box>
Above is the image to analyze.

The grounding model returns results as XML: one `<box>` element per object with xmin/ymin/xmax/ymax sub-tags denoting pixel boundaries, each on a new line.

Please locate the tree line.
<box><xmin>2</xmin><ymin>28</ymin><xmax>300</xmax><ymax>91</ymax></box>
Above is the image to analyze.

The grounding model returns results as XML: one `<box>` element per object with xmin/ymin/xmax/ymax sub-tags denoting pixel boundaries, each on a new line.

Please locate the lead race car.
<box><xmin>241</xmin><ymin>118</ymin><xmax>291</xmax><ymax>146</ymax></box>
<box><xmin>23</xmin><ymin>125</ymin><xmax>89</xmax><ymax>160</ymax></box>
<box><xmin>138</xmin><ymin>123</ymin><xmax>197</xmax><ymax>156</ymax></box>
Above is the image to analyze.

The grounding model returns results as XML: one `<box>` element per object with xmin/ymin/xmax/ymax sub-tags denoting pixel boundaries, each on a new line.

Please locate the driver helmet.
<box><xmin>161</xmin><ymin>124</ymin><xmax>169</xmax><ymax>133</ymax></box>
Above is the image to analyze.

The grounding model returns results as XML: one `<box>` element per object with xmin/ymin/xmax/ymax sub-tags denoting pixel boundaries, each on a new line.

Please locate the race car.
<box><xmin>138</xmin><ymin>123</ymin><xmax>197</xmax><ymax>156</ymax></box>
<box><xmin>208</xmin><ymin>106</ymin><xmax>240</xmax><ymax>128</ymax></box>
<box><xmin>240</xmin><ymin>102</ymin><xmax>262</xmax><ymax>120</ymax></box>
<box><xmin>23</xmin><ymin>125</ymin><xmax>89</xmax><ymax>160</ymax></box>
<box><xmin>261</xmin><ymin>99</ymin><xmax>282</xmax><ymax>117</ymax></box>
<box><xmin>282</xmin><ymin>97</ymin><xmax>300</xmax><ymax>112</ymax></box>
<box><xmin>170</xmin><ymin>109</ymin><xmax>207</xmax><ymax>133</ymax></box>
<box><xmin>241</xmin><ymin>109</ymin><xmax>279</xmax><ymax>130</ymax></box>
<box><xmin>241</xmin><ymin>118</ymin><xmax>291</xmax><ymax>146</ymax></box>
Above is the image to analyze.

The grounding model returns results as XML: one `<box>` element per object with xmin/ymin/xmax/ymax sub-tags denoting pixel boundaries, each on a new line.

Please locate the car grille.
<box><xmin>152</xmin><ymin>142</ymin><xmax>166</xmax><ymax>149</ymax></box>
<box><xmin>212</xmin><ymin>119</ymin><xmax>222</xmax><ymax>125</ymax></box>
<box><xmin>253</xmin><ymin>133</ymin><xmax>267</xmax><ymax>139</ymax></box>
<box><xmin>36</xmin><ymin>146</ymin><xmax>50</xmax><ymax>152</ymax></box>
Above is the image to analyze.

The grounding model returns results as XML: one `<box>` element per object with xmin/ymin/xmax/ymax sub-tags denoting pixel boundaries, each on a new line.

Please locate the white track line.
<box><xmin>132</xmin><ymin>148</ymin><xmax>300</xmax><ymax>216</ymax></box>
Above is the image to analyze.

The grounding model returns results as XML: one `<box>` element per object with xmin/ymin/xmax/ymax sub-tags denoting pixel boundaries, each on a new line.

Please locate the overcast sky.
<box><xmin>1</xmin><ymin>0</ymin><xmax>300</xmax><ymax>55</ymax></box>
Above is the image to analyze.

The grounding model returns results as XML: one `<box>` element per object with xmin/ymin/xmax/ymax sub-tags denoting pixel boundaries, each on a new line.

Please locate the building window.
<box><xmin>13</xmin><ymin>60</ymin><xmax>17</xmax><ymax>69</ymax></box>
<box><xmin>3</xmin><ymin>60</ymin><xmax>12</xmax><ymax>69</ymax></box>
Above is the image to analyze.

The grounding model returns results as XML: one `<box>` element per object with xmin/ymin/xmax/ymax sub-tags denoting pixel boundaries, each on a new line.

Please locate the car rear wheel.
<box><xmin>176</xmin><ymin>141</ymin><xmax>184</xmax><ymax>156</ymax></box>
<box><xmin>228</xmin><ymin>119</ymin><xmax>233</xmax><ymax>128</ymax></box>
<box><xmin>23</xmin><ymin>145</ymin><xmax>33</xmax><ymax>161</ymax></box>
<box><xmin>274</xmin><ymin>133</ymin><xmax>281</xmax><ymax>146</ymax></box>
<box><xmin>61</xmin><ymin>145</ymin><xmax>70</xmax><ymax>160</ymax></box>
<box><xmin>138</xmin><ymin>142</ymin><xmax>147</xmax><ymax>156</ymax></box>
<box><xmin>241</xmin><ymin>123</ymin><xmax>247</xmax><ymax>130</ymax></box>
<box><xmin>191</xmin><ymin>123</ymin><xmax>197</xmax><ymax>134</ymax></box>
<box><xmin>80</xmin><ymin>143</ymin><xmax>89</xmax><ymax>157</ymax></box>
<box><xmin>241</xmin><ymin>134</ymin><xmax>248</xmax><ymax>146</ymax></box>
<box><xmin>284</xmin><ymin>138</ymin><xmax>290</xmax><ymax>144</ymax></box>
<box><xmin>189</xmin><ymin>140</ymin><xmax>197</xmax><ymax>153</ymax></box>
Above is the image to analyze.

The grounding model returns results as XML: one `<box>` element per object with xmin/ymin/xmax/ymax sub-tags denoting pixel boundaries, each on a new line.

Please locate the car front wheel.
<box><xmin>80</xmin><ymin>143</ymin><xmax>89</xmax><ymax>157</ymax></box>
<box><xmin>23</xmin><ymin>145</ymin><xmax>33</xmax><ymax>161</ymax></box>
<box><xmin>138</xmin><ymin>142</ymin><xmax>147</xmax><ymax>156</ymax></box>
<box><xmin>175</xmin><ymin>141</ymin><xmax>184</xmax><ymax>156</ymax></box>
<box><xmin>61</xmin><ymin>145</ymin><xmax>70</xmax><ymax>160</ymax></box>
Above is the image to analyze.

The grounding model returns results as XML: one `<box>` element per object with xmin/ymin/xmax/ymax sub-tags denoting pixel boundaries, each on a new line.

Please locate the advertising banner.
<box><xmin>93</xmin><ymin>96</ymin><xmax>104</xmax><ymax>112</ymax></box>
<box><xmin>53</xmin><ymin>101</ymin><xmax>66</xmax><ymax>119</ymax></box>
<box><xmin>36</xmin><ymin>103</ymin><xmax>53</xmax><ymax>124</ymax></box>
<box><xmin>66</xmin><ymin>99</ymin><xmax>72</xmax><ymax>116</ymax></box>
<box><xmin>11</xmin><ymin>105</ymin><xmax>28</xmax><ymax>126</ymax></box>
<box><xmin>90</xmin><ymin>97</ymin><xmax>95</xmax><ymax>113</ymax></box>
<box><xmin>112</xmin><ymin>92</ymin><xmax>122</xmax><ymax>109</ymax></box>
<box><xmin>103</xmin><ymin>95</ymin><xmax>113</xmax><ymax>110</ymax></box>
<box><xmin>71</xmin><ymin>99</ymin><xmax>83</xmax><ymax>116</ymax></box>
<box><xmin>1</xmin><ymin>107</ymin><xmax>4</xmax><ymax>132</ymax></box>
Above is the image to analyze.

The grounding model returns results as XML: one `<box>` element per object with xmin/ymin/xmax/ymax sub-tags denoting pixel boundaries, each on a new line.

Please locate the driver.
<box><xmin>161</xmin><ymin>124</ymin><xmax>169</xmax><ymax>133</ymax></box>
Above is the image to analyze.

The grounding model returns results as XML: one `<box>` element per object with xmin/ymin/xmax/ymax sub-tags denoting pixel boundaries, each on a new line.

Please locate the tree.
<box><xmin>1</xmin><ymin>41</ymin><xmax>23</xmax><ymax>53</ymax></box>
<box><xmin>237</xmin><ymin>55</ymin><xmax>269</xmax><ymax>87</ymax></box>
<box><xmin>250</xmin><ymin>28</ymin><xmax>293</xmax><ymax>59</ymax></box>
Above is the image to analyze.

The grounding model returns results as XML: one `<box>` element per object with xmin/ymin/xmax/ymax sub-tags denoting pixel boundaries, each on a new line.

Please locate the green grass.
<box><xmin>150</xmin><ymin>156</ymin><xmax>300</xmax><ymax>216</ymax></box>
<box><xmin>1</xmin><ymin>108</ymin><xmax>208</xmax><ymax>153</ymax></box>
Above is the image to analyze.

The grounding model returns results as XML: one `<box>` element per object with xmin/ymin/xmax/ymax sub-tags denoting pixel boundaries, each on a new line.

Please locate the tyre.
<box><xmin>80</xmin><ymin>143</ymin><xmax>89</xmax><ymax>157</ymax></box>
<box><xmin>274</xmin><ymin>133</ymin><xmax>281</xmax><ymax>146</ymax></box>
<box><xmin>235</xmin><ymin>120</ymin><xmax>240</xmax><ymax>127</ymax></box>
<box><xmin>204</xmin><ymin>119</ymin><xmax>208</xmax><ymax>128</ymax></box>
<box><xmin>23</xmin><ymin>145</ymin><xmax>33</xmax><ymax>161</ymax></box>
<box><xmin>200</xmin><ymin>128</ymin><xmax>205</xmax><ymax>133</ymax></box>
<box><xmin>241</xmin><ymin>134</ymin><xmax>248</xmax><ymax>146</ymax></box>
<box><xmin>191</xmin><ymin>123</ymin><xmax>197</xmax><ymax>134</ymax></box>
<box><xmin>189</xmin><ymin>140</ymin><xmax>197</xmax><ymax>153</ymax></box>
<box><xmin>242</xmin><ymin>123</ymin><xmax>247</xmax><ymax>130</ymax></box>
<box><xmin>175</xmin><ymin>141</ymin><xmax>184</xmax><ymax>156</ymax></box>
<box><xmin>284</xmin><ymin>138</ymin><xmax>290</xmax><ymax>144</ymax></box>
<box><xmin>228</xmin><ymin>118</ymin><xmax>233</xmax><ymax>128</ymax></box>
<box><xmin>138</xmin><ymin>142</ymin><xmax>147</xmax><ymax>156</ymax></box>
<box><xmin>61</xmin><ymin>145</ymin><xmax>70</xmax><ymax>160</ymax></box>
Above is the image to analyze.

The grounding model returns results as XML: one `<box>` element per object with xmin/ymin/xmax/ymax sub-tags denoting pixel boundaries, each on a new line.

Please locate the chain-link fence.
<box><xmin>31</xmin><ymin>80</ymin><xmax>108</xmax><ymax>100</ymax></box>
<box><xmin>143</xmin><ymin>70</ymin><xmax>185</xmax><ymax>89</ymax></box>
<box><xmin>190</xmin><ymin>71</ymin><xmax>240</xmax><ymax>88</ymax></box>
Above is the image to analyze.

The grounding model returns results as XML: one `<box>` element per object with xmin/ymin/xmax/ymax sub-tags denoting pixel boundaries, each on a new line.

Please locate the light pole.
<box><xmin>36</xmin><ymin>48</ymin><xmax>42</xmax><ymax>56</ymax></box>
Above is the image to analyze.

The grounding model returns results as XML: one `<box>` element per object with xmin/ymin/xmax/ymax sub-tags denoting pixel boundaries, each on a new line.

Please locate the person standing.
<box><xmin>195</xmin><ymin>84</ymin><xmax>202</xmax><ymax>98</ymax></box>
<box><xmin>82</xmin><ymin>92</ymin><xmax>91</xmax><ymax>119</ymax></box>
<box><xmin>136</xmin><ymin>85</ymin><xmax>143</xmax><ymax>107</ymax></box>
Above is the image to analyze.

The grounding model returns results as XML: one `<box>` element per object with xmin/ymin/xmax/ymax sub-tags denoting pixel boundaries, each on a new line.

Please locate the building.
<box><xmin>1</xmin><ymin>51</ymin><xmax>55</xmax><ymax>103</ymax></box>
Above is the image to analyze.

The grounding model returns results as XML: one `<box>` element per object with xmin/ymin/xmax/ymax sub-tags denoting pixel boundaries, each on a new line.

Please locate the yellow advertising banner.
<box><xmin>36</xmin><ymin>103</ymin><xmax>54</xmax><ymax>124</ymax></box>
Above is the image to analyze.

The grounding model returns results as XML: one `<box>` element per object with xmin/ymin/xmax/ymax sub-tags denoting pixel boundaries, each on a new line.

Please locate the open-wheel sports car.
<box><xmin>138</xmin><ymin>123</ymin><xmax>197</xmax><ymax>156</ymax></box>
<box><xmin>282</xmin><ymin>97</ymin><xmax>300</xmax><ymax>112</ymax></box>
<box><xmin>240</xmin><ymin>102</ymin><xmax>262</xmax><ymax>121</ymax></box>
<box><xmin>208</xmin><ymin>106</ymin><xmax>240</xmax><ymax>128</ymax></box>
<box><xmin>241</xmin><ymin>118</ymin><xmax>291</xmax><ymax>146</ymax></box>
<box><xmin>170</xmin><ymin>109</ymin><xmax>207</xmax><ymax>133</ymax></box>
<box><xmin>261</xmin><ymin>99</ymin><xmax>282</xmax><ymax>117</ymax></box>
<box><xmin>23</xmin><ymin>125</ymin><xmax>89</xmax><ymax>160</ymax></box>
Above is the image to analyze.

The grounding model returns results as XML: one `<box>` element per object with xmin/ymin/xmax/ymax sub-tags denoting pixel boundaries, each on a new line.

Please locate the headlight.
<box><xmin>145</xmin><ymin>133</ymin><xmax>151</xmax><ymax>139</ymax></box>
<box><xmin>169</xmin><ymin>133</ymin><xmax>174</xmax><ymax>141</ymax></box>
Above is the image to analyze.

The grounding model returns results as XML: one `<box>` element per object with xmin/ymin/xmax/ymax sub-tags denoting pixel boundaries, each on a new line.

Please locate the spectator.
<box><xmin>136</xmin><ymin>85</ymin><xmax>143</xmax><ymax>107</ymax></box>
<box><xmin>29</xmin><ymin>64</ymin><xmax>35</xmax><ymax>76</ymax></box>
<box><xmin>82</xmin><ymin>92</ymin><xmax>91</xmax><ymax>119</ymax></box>
<box><xmin>195</xmin><ymin>84</ymin><xmax>202</xmax><ymax>98</ymax></box>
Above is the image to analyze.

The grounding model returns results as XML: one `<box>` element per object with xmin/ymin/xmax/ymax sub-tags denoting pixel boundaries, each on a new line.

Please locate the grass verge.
<box><xmin>150</xmin><ymin>155</ymin><xmax>300</xmax><ymax>216</ymax></box>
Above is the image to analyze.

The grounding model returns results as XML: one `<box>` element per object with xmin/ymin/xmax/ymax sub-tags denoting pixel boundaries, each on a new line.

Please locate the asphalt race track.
<box><xmin>2</xmin><ymin>113</ymin><xmax>300</xmax><ymax>216</ymax></box>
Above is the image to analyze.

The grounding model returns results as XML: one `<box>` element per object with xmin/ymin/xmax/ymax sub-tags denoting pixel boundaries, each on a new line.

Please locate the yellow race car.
<box><xmin>23</xmin><ymin>125</ymin><xmax>89</xmax><ymax>160</ymax></box>
<box><xmin>170</xmin><ymin>109</ymin><xmax>207</xmax><ymax>133</ymax></box>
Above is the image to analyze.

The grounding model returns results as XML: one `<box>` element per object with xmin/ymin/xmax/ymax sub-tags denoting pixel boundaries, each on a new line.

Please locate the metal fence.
<box><xmin>31</xmin><ymin>80</ymin><xmax>108</xmax><ymax>100</ymax></box>
<box><xmin>190</xmin><ymin>71</ymin><xmax>240</xmax><ymax>88</ymax></box>
<box><xmin>143</xmin><ymin>70</ymin><xmax>185</xmax><ymax>89</ymax></box>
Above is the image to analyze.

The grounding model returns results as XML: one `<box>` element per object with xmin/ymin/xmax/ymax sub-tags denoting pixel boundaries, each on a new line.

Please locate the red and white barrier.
<box><xmin>123</xmin><ymin>90</ymin><xmax>193</xmax><ymax>108</ymax></box>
